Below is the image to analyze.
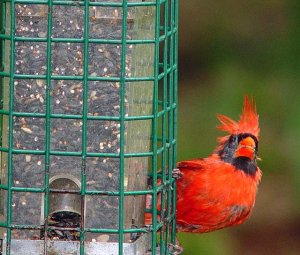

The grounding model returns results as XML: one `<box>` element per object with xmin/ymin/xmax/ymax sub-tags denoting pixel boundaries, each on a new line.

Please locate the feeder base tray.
<box><xmin>1</xmin><ymin>233</ymin><xmax>151</xmax><ymax>255</ymax></box>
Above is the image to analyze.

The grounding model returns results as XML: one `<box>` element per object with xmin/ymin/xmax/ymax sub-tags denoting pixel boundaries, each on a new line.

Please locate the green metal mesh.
<box><xmin>0</xmin><ymin>0</ymin><xmax>178</xmax><ymax>254</ymax></box>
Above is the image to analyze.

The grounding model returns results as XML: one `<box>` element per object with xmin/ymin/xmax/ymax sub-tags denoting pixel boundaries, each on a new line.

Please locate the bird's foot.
<box><xmin>172</xmin><ymin>168</ymin><xmax>183</xmax><ymax>179</ymax></box>
<box><xmin>168</xmin><ymin>241</ymin><xmax>184</xmax><ymax>255</ymax></box>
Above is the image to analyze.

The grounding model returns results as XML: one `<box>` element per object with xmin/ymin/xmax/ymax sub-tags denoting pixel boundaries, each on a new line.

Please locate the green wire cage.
<box><xmin>0</xmin><ymin>0</ymin><xmax>178</xmax><ymax>254</ymax></box>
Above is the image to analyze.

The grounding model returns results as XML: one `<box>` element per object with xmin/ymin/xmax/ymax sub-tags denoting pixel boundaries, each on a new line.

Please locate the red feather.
<box><xmin>217</xmin><ymin>96</ymin><xmax>259</xmax><ymax>147</ymax></box>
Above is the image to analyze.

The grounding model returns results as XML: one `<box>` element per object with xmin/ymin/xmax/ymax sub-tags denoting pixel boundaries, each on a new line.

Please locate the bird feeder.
<box><xmin>0</xmin><ymin>0</ymin><xmax>178</xmax><ymax>254</ymax></box>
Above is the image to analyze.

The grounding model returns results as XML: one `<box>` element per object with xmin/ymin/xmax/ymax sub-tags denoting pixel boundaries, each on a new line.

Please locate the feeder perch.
<box><xmin>0</xmin><ymin>0</ymin><xmax>178</xmax><ymax>254</ymax></box>
<box><xmin>47</xmin><ymin>174</ymin><xmax>82</xmax><ymax>219</ymax></box>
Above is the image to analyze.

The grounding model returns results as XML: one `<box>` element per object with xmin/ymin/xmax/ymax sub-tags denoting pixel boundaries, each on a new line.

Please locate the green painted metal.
<box><xmin>0</xmin><ymin>0</ymin><xmax>178</xmax><ymax>254</ymax></box>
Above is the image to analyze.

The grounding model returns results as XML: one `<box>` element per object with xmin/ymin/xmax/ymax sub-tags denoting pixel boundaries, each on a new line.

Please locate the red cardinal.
<box><xmin>176</xmin><ymin>96</ymin><xmax>261</xmax><ymax>233</ymax></box>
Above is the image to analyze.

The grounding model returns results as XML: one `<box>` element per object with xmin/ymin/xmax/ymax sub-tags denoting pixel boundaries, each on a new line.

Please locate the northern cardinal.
<box><xmin>146</xmin><ymin>96</ymin><xmax>261</xmax><ymax>236</ymax></box>
<box><xmin>176</xmin><ymin>96</ymin><xmax>261</xmax><ymax>233</ymax></box>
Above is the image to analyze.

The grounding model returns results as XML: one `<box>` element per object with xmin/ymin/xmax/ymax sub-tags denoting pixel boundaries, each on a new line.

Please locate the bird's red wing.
<box><xmin>177</xmin><ymin>159</ymin><xmax>204</xmax><ymax>170</ymax></box>
<box><xmin>176</xmin><ymin>204</ymin><xmax>251</xmax><ymax>233</ymax></box>
<box><xmin>176</xmin><ymin>159</ymin><xmax>208</xmax><ymax>221</ymax></box>
<box><xmin>176</xmin><ymin>159</ymin><xmax>207</xmax><ymax>198</ymax></box>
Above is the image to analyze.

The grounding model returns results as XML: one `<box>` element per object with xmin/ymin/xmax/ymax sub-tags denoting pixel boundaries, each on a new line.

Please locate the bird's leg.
<box><xmin>172</xmin><ymin>168</ymin><xmax>183</xmax><ymax>179</ymax></box>
<box><xmin>168</xmin><ymin>237</ymin><xmax>184</xmax><ymax>255</ymax></box>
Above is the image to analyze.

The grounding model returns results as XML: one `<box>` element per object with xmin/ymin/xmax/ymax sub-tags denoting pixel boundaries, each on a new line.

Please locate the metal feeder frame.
<box><xmin>0</xmin><ymin>0</ymin><xmax>178</xmax><ymax>254</ymax></box>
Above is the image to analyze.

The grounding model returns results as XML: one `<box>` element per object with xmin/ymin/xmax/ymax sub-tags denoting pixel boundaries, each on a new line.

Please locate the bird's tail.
<box><xmin>144</xmin><ymin>179</ymin><xmax>163</xmax><ymax>225</ymax></box>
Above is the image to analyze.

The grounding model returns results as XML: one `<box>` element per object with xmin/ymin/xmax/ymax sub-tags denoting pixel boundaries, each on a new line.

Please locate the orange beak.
<box><xmin>234</xmin><ymin>136</ymin><xmax>257</xmax><ymax>161</ymax></box>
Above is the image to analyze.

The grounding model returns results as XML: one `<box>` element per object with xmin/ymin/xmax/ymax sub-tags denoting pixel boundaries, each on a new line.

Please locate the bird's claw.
<box><xmin>172</xmin><ymin>168</ymin><xmax>183</xmax><ymax>179</ymax></box>
<box><xmin>168</xmin><ymin>242</ymin><xmax>184</xmax><ymax>255</ymax></box>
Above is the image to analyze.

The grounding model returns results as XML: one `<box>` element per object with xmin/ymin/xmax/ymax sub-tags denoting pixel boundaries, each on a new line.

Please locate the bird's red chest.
<box><xmin>176</xmin><ymin>159</ymin><xmax>261</xmax><ymax>232</ymax></box>
<box><xmin>207</xmin><ymin>164</ymin><xmax>259</xmax><ymax>205</ymax></box>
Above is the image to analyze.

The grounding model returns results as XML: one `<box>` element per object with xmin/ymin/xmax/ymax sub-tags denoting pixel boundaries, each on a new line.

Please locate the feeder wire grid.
<box><xmin>0</xmin><ymin>0</ymin><xmax>178</xmax><ymax>254</ymax></box>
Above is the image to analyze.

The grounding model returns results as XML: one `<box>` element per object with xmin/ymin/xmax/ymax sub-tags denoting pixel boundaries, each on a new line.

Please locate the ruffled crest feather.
<box><xmin>217</xmin><ymin>96</ymin><xmax>259</xmax><ymax>142</ymax></box>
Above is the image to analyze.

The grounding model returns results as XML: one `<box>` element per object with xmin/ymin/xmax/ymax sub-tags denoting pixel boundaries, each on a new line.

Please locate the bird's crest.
<box><xmin>216</xmin><ymin>96</ymin><xmax>259</xmax><ymax>143</ymax></box>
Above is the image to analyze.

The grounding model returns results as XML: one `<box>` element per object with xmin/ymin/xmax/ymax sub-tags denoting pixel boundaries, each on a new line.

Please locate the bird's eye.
<box><xmin>229</xmin><ymin>135</ymin><xmax>238</xmax><ymax>144</ymax></box>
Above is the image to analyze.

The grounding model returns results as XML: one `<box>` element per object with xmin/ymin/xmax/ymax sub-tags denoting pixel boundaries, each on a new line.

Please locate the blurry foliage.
<box><xmin>178</xmin><ymin>1</ymin><xmax>300</xmax><ymax>254</ymax></box>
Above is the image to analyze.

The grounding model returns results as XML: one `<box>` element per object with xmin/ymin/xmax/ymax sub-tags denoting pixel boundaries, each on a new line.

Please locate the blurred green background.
<box><xmin>177</xmin><ymin>1</ymin><xmax>300</xmax><ymax>255</ymax></box>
